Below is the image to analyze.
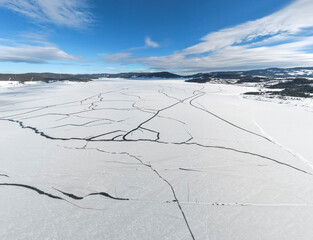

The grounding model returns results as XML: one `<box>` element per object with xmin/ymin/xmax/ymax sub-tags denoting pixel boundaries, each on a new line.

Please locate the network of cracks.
<box><xmin>1</xmin><ymin>83</ymin><xmax>312</xmax><ymax>240</ymax></box>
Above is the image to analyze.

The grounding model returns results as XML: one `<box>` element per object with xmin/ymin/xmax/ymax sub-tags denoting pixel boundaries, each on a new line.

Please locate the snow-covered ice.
<box><xmin>1</xmin><ymin>78</ymin><xmax>313</xmax><ymax>240</ymax></box>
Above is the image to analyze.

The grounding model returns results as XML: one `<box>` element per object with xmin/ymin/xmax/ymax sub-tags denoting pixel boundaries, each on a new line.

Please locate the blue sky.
<box><xmin>1</xmin><ymin>0</ymin><xmax>313</xmax><ymax>74</ymax></box>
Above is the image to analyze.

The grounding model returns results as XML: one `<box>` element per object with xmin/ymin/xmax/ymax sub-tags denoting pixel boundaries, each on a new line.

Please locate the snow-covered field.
<box><xmin>1</xmin><ymin>78</ymin><xmax>313</xmax><ymax>240</ymax></box>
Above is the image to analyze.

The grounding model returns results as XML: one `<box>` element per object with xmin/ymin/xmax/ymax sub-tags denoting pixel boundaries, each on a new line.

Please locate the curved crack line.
<box><xmin>0</xmin><ymin>99</ymin><xmax>82</xmax><ymax>119</ymax></box>
<box><xmin>0</xmin><ymin>105</ymin><xmax>47</xmax><ymax>114</ymax></box>
<box><xmin>0</xmin><ymin>118</ymin><xmax>85</xmax><ymax>141</ymax></box>
<box><xmin>4</xmin><ymin>88</ymin><xmax>127</xmax><ymax>118</ymax></box>
<box><xmin>79</xmin><ymin>88</ymin><xmax>128</xmax><ymax>105</ymax></box>
<box><xmin>159</xmin><ymin>140</ymin><xmax>312</xmax><ymax>175</ymax></box>
<box><xmin>2</xmin><ymin>85</ymin><xmax>311</xmax><ymax>177</ymax></box>
<box><xmin>178</xmin><ymin>168</ymin><xmax>202</xmax><ymax>172</ymax></box>
<box><xmin>89</xmin><ymin>148</ymin><xmax>195</xmax><ymax>240</ymax></box>
<box><xmin>0</xmin><ymin>183</ymin><xmax>63</xmax><ymax>200</ymax></box>
<box><xmin>2</xmin><ymin>106</ymin><xmax>49</xmax><ymax>119</ymax></box>
<box><xmin>175</xmin><ymin>142</ymin><xmax>313</xmax><ymax>175</ymax></box>
<box><xmin>122</xmin><ymin>110</ymin><xmax>162</xmax><ymax>140</ymax></box>
<box><xmin>133</xmin><ymin>102</ymin><xmax>186</xmax><ymax>125</ymax></box>
<box><xmin>0</xmin><ymin>183</ymin><xmax>127</xmax><ymax>211</ymax></box>
<box><xmin>158</xmin><ymin>114</ymin><xmax>186</xmax><ymax>125</ymax></box>
<box><xmin>133</xmin><ymin>99</ymin><xmax>187</xmax><ymax>126</ymax></box>
<box><xmin>139</xmin><ymin>127</ymin><xmax>160</xmax><ymax>141</ymax></box>
<box><xmin>19</xmin><ymin>107</ymin><xmax>135</xmax><ymax>120</ymax></box>
<box><xmin>87</xmin><ymin>93</ymin><xmax>105</xmax><ymax>110</ymax></box>
<box><xmin>20</xmin><ymin>112</ymin><xmax>71</xmax><ymax>120</ymax></box>
<box><xmin>122</xmin><ymin>91</ymin><xmax>202</xmax><ymax>140</ymax></box>
<box><xmin>120</xmin><ymin>92</ymin><xmax>143</xmax><ymax>100</ymax></box>
<box><xmin>189</xmin><ymin>90</ymin><xmax>274</xmax><ymax>143</ymax></box>
<box><xmin>187</xmin><ymin>88</ymin><xmax>313</xmax><ymax>173</ymax></box>
<box><xmin>149</xmin><ymin>167</ymin><xmax>195</xmax><ymax>240</ymax></box>
<box><xmin>159</xmin><ymin>88</ymin><xmax>184</xmax><ymax>102</ymax></box>
<box><xmin>49</xmin><ymin>119</ymin><xmax>105</xmax><ymax>129</ymax></box>
<box><xmin>2</xmin><ymin>116</ymin><xmax>310</xmax><ymax>176</ymax></box>
<box><xmin>132</xmin><ymin>102</ymin><xmax>157</xmax><ymax>114</ymax></box>
<box><xmin>0</xmin><ymin>118</ymin><xmax>128</xmax><ymax>142</ymax></box>
<box><xmin>53</xmin><ymin>188</ymin><xmax>129</xmax><ymax>201</ymax></box>
<box><xmin>4</xmin><ymin>88</ymin><xmax>131</xmax><ymax>121</ymax></box>
<box><xmin>86</xmin><ymin>130</ymin><xmax>127</xmax><ymax>141</ymax></box>
<box><xmin>101</xmin><ymin>160</ymin><xmax>142</xmax><ymax>166</ymax></box>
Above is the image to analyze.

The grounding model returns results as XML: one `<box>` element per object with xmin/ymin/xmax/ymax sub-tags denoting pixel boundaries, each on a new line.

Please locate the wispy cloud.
<box><xmin>128</xmin><ymin>36</ymin><xmax>160</xmax><ymax>51</ymax></box>
<box><xmin>103</xmin><ymin>36</ymin><xmax>160</xmax><ymax>63</ymax></box>
<box><xmin>103</xmin><ymin>0</ymin><xmax>313</xmax><ymax>73</ymax></box>
<box><xmin>145</xmin><ymin>36</ymin><xmax>159</xmax><ymax>48</ymax></box>
<box><xmin>102</xmin><ymin>52</ymin><xmax>132</xmax><ymax>64</ymax></box>
<box><xmin>0</xmin><ymin>0</ymin><xmax>93</xmax><ymax>28</ymax></box>
<box><xmin>182</xmin><ymin>0</ymin><xmax>313</xmax><ymax>55</ymax></box>
<box><xmin>0</xmin><ymin>43</ymin><xmax>80</xmax><ymax>63</ymax></box>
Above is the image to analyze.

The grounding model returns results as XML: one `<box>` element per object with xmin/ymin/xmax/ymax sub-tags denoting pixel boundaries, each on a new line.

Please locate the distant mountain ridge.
<box><xmin>188</xmin><ymin>67</ymin><xmax>313</xmax><ymax>79</ymax></box>
<box><xmin>0</xmin><ymin>71</ymin><xmax>181</xmax><ymax>82</ymax></box>
<box><xmin>0</xmin><ymin>73</ymin><xmax>93</xmax><ymax>82</ymax></box>
<box><xmin>1</xmin><ymin>67</ymin><xmax>313</xmax><ymax>82</ymax></box>
<box><xmin>100</xmin><ymin>71</ymin><xmax>181</xmax><ymax>79</ymax></box>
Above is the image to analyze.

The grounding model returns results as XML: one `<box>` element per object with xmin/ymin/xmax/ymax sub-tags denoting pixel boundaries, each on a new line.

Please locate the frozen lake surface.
<box><xmin>1</xmin><ymin>78</ymin><xmax>313</xmax><ymax>240</ymax></box>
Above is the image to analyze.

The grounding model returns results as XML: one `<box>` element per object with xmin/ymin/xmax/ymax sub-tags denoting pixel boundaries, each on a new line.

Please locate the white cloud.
<box><xmin>103</xmin><ymin>36</ymin><xmax>159</xmax><ymax>63</ymax></box>
<box><xmin>104</xmin><ymin>0</ymin><xmax>313</xmax><ymax>73</ymax></box>
<box><xmin>182</xmin><ymin>0</ymin><xmax>313</xmax><ymax>55</ymax></box>
<box><xmin>0</xmin><ymin>0</ymin><xmax>92</xmax><ymax>28</ymax></box>
<box><xmin>0</xmin><ymin>43</ymin><xmax>80</xmax><ymax>63</ymax></box>
<box><xmin>102</xmin><ymin>52</ymin><xmax>132</xmax><ymax>63</ymax></box>
<box><xmin>145</xmin><ymin>36</ymin><xmax>159</xmax><ymax>48</ymax></box>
